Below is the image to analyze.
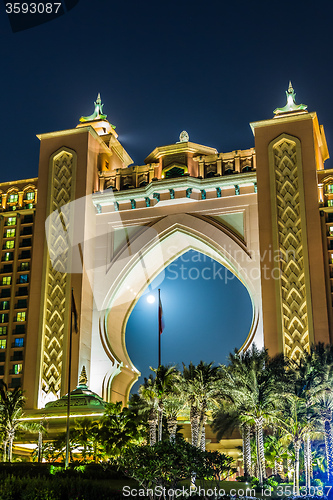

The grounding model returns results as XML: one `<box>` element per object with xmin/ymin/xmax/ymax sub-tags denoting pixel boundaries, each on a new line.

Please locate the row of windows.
<box><xmin>4</xmin><ymin>241</ymin><xmax>32</xmax><ymax>251</ymax></box>
<box><xmin>0</xmin><ymin>312</ymin><xmax>26</xmax><ymax>323</ymax></box>
<box><xmin>0</xmin><ymin>338</ymin><xmax>24</xmax><ymax>349</ymax></box>
<box><xmin>7</xmin><ymin>192</ymin><xmax>34</xmax><ymax>203</ymax></box>
<box><xmin>0</xmin><ymin>325</ymin><xmax>25</xmax><ymax>335</ymax></box>
<box><xmin>0</xmin><ymin>299</ymin><xmax>27</xmax><ymax>310</ymax></box>
<box><xmin>1</xmin><ymin>275</ymin><xmax>29</xmax><ymax>285</ymax></box>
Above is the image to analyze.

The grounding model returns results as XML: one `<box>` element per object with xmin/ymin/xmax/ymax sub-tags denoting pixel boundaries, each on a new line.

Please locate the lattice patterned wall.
<box><xmin>272</xmin><ymin>138</ymin><xmax>310</xmax><ymax>360</ymax></box>
<box><xmin>40</xmin><ymin>150</ymin><xmax>76</xmax><ymax>406</ymax></box>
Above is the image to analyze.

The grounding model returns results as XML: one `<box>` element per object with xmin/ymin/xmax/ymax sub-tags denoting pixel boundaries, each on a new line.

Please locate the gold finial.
<box><xmin>79</xmin><ymin>366</ymin><xmax>88</xmax><ymax>386</ymax></box>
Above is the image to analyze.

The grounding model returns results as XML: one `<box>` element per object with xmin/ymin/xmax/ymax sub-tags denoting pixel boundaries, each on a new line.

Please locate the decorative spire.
<box><xmin>78</xmin><ymin>366</ymin><xmax>88</xmax><ymax>387</ymax></box>
<box><xmin>273</xmin><ymin>82</ymin><xmax>308</xmax><ymax>116</ymax></box>
<box><xmin>80</xmin><ymin>94</ymin><xmax>115</xmax><ymax>126</ymax></box>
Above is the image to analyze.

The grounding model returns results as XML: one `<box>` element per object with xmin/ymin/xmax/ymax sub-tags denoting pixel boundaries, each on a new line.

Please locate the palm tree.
<box><xmin>100</xmin><ymin>401</ymin><xmax>144</xmax><ymax>457</ymax></box>
<box><xmin>151</xmin><ymin>365</ymin><xmax>179</xmax><ymax>442</ymax></box>
<box><xmin>163</xmin><ymin>394</ymin><xmax>186</xmax><ymax>443</ymax></box>
<box><xmin>138</xmin><ymin>375</ymin><xmax>159</xmax><ymax>445</ymax></box>
<box><xmin>277</xmin><ymin>394</ymin><xmax>319</xmax><ymax>496</ymax></box>
<box><xmin>182</xmin><ymin>361</ymin><xmax>221</xmax><ymax>449</ymax></box>
<box><xmin>72</xmin><ymin>417</ymin><xmax>102</xmax><ymax>461</ymax></box>
<box><xmin>212</xmin><ymin>405</ymin><xmax>252</xmax><ymax>477</ymax></box>
<box><xmin>0</xmin><ymin>382</ymin><xmax>37</xmax><ymax>462</ymax></box>
<box><xmin>220</xmin><ymin>346</ymin><xmax>290</xmax><ymax>485</ymax></box>
<box><xmin>295</xmin><ymin>343</ymin><xmax>333</xmax><ymax>485</ymax></box>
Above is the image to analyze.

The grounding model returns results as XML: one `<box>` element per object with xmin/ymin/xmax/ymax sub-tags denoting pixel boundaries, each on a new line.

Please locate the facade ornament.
<box><xmin>79</xmin><ymin>94</ymin><xmax>116</xmax><ymax>128</ymax></box>
<box><xmin>274</xmin><ymin>82</ymin><xmax>307</xmax><ymax>116</ymax></box>
<box><xmin>179</xmin><ymin>130</ymin><xmax>189</xmax><ymax>143</ymax></box>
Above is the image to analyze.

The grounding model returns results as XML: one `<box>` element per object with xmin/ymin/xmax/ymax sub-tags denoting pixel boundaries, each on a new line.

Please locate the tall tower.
<box><xmin>251</xmin><ymin>83</ymin><xmax>331</xmax><ymax>359</ymax></box>
<box><xmin>24</xmin><ymin>95</ymin><xmax>133</xmax><ymax>408</ymax></box>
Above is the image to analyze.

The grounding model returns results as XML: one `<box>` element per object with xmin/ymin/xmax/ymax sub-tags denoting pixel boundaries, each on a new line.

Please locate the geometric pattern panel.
<box><xmin>41</xmin><ymin>151</ymin><xmax>74</xmax><ymax>405</ymax></box>
<box><xmin>273</xmin><ymin>139</ymin><xmax>309</xmax><ymax>360</ymax></box>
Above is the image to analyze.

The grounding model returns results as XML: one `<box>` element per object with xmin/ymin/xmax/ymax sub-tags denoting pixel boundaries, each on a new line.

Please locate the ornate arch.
<box><xmin>91</xmin><ymin>213</ymin><xmax>263</xmax><ymax>402</ymax></box>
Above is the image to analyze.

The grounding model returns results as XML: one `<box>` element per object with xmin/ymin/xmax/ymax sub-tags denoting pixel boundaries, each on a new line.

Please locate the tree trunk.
<box><xmin>324</xmin><ymin>418</ymin><xmax>333</xmax><ymax>483</ymax></box>
<box><xmin>8</xmin><ymin>436</ymin><xmax>13</xmax><ymax>463</ymax></box>
<box><xmin>190</xmin><ymin>406</ymin><xmax>200</xmax><ymax>447</ymax></box>
<box><xmin>304</xmin><ymin>434</ymin><xmax>312</xmax><ymax>490</ymax></box>
<box><xmin>158</xmin><ymin>402</ymin><xmax>163</xmax><ymax>442</ymax></box>
<box><xmin>255</xmin><ymin>417</ymin><xmax>265</xmax><ymax>485</ymax></box>
<box><xmin>294</xmin><ymin>441</ymin><xmax>300</xmax><ymax>496</ymax></box>
<box><xmin>38</xmin><ymin>431</ymin><xmax>43</xmax><ymax>463</ymax></box>
<box><xmin>2</xmin><ymin>440</ymin><xmax>7</xmax><ymax>462</ymax></box>
<box><xmin>148</xmin><ymin>408</ymin><xmax>157</xmax><ymax>446</ymax></box>
<box><xmin>200</xmin><ymin>414</ymin><xmax>207</xmax><ymax>451</ymax></box>
<box><xmin>167</xmin><ymin>417</ymin><xmax>177</xmax><ymax>443</ymax></box>
<box><xmin>242</xmin><ymin>424</ymin><xmax>252</xmax><ymax>478</ymax></box>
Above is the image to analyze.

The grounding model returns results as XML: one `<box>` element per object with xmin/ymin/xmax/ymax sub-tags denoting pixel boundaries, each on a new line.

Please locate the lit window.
<box><xmin>13</xmin><ymin>364</ymin><xmax>22</xmax><ymax>374</ymax></box>
<box><xmin>26</xmin><ymin>203</ymin><xmax>33</xmax><ymax>209</ymax></box>
<box><xmin>0</xmin><ymin>339</ymin><xmax>6</xmax><ymax>349</ymax></box>
<box><xmin>0</xmin><ymin>327</ymin><xmax>7</xmax><ymax>335</ymax></box>
<box><xmin>19</xmin><ymin>274</ymin><xmax>28</xmax><ymax>284</ymax></box>
<box><xmin>5</xmin><ymin>241</ymin><xmax>14</xmax><ymax>249</ymax></box>
<box><xmin>7</xmin><ymin>217</ymin><xmax>16</xmax><ymax>226</ymax></box>
<box><xmin>326</xmin><ymin>184</ymin><xmax>333</xmax><ymax>194</ymax></box>
<box><xmin>328</xmin><ymin>200</ymin><xmax>333</xmax><ymax>207</ymax></box>
<box><xmin>0</xmin><ymin>314</ymin><xmax>8</xmax><ymax>324</ymax></box>
<box><xmin>20</xmin><ymin>262</ymin><xmax>29</xmax><ymax>271</ymax></box>
<box><xmin>4</xmin><ymin>252</ymin><xmax>12</xmax><ymax>261</ymax></box>
<box><xmin>0</xmin><ymin>302</ymin><xmax>9</xmax><ymax>310</ymax></box>
<box><xmin>5</xmin><ymin>229</ymin><xmax>15</xmax><ymax>238</ymax></box>
<box><xmin>14</xmin><ymin>338</ymin><xmax>24</xmax><ymax>348</ymax></box>
<box><xmin>16</xmin><ymin>312</ymin><xmax>26</xmax><ymax>322</ymax></box>
<box><xmin>2</xmin><ymin>277</ymin><xmax>11</xmax><ymax>285</ymax></box>
<box><xmin>26</xmin><ymin>191</ymin><xmax>34</xmax><ymax>200</ymax></box>
<box><xmin>8</xmin><ymin>194</ymin><xmax>18</xmax><ymax>203</ymax></box>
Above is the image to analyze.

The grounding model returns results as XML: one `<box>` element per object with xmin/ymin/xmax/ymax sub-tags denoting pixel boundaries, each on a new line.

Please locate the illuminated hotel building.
<box><xmin>0</xmin><ymin>86</ymin><xmax>332</xmax><ymax>412</ymax></box>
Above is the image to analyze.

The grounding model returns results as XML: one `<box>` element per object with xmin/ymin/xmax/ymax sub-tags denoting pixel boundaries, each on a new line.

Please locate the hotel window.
<box><xmin>0</xmin><ymin>327</ymin><xmax>7</xmax><ymax>335</ymax></box>
<box><xmin>326</xmin><ymin>184</ymin><xmax>333</xmax><ymax>194</ymax></box>
<box><xmin>14</xmin><ymin>338</ymin><xmax>24</xmax><ymax>348</ymax></box>
<box><xmin>5</xmin><ymin>229</ymin><xmax>15</xmax><ymax>238</ymax></box>
<box><xmin>0</xmin><ymin>302</ymin><xmax>9</xmax><ymax>310</ymax></box>
<box><xmin>0</xmin><ymin>339</ymin><xmax>6</xmax><ymax>349</ymax></box>
<box><xmin>8</xmin><ymin>194</ymin><xmax>18</xmax><ymax>203</ymax></box>
<box><xmin>20</xmin><ymin>262</ymin><xmax>29</xmax><ymax>271</ymax></box>
<box><xmin>16</xmin><ymin>312</ymin><xmax>26</xmax><ymax>322</ymax></box>
<box><xmin>26</xmin><ymin>203</ymin><xmax>33</xmax><ymax>209</ymax></box>
<box><xmin>6</xmin><ymin>217</ymin><xmax>16</xmax><ymax>226</ymax></box>
<box><xmin>13</xmin><ymin>364</ymin><xmax>22</xmax><ymax>374</ymax></box>
<box><xmin>5</xmin><ymin>241</ymin><xmax>14</xmax><ymax>249</ymax></box>
<box><xmin>0</xmin><ymin>314</ymin><xmax>8</xmax><ymax>323</ymax></box>
<box><xmin>19</xmin><ymin>274</ymin><xmax>28</xmax><ymax>284</ymax></box>
<box><xmin>25</xmin><ymin>191</ymin><xmax>34</xmax><ymax>201</ymax></box>
<box><xmin>2</xmin><ymin>277</ymin><xmax>11</xmax><ymax>285</ymax></box>
<box><xmin>4</xmin><ymin>252</ymin><xmax>13</xmax><ymax>262</ymax></box>
<box><xmin>328</xmin><ymin>200</ymin><xmax>333</xmax><ymax>207</ymax></box>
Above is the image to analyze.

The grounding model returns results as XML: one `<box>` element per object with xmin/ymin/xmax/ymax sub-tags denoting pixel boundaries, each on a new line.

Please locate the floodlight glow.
<box><xmin>147</xmin><ymin>295</ymin><xmax>155</xmax><ymax>304</ymax></box>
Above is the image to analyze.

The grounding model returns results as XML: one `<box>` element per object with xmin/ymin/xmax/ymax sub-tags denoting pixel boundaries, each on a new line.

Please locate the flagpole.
<box><xmin>158</xmin><ymin>288</ymin><xmax>161</xmax><ymax>367</ymax></box>
<box><xmin>65</xmin><ymin>288</ymin><xmax>74</xmax><ymax>468</ymax></box>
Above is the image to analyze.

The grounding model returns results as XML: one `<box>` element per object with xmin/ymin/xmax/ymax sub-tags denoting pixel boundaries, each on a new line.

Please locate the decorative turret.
<box><xmin>79</xmin><ymin>93</ymin><xmax>112</xmax><ymax>124</ymax></box>
<box><xmin>77</xmin><ymin>94</ymin><xmax>118</xmax><ymax>138</ymax></box>
<box><xmin>273</xmin><ymin>82</ymin><xmax>308</xmax><ymax>117</ymax></box>
<box><xmin>78</xmin><ymin>365</ymin><xmax>88</xmax><ymax>387</ymax></box>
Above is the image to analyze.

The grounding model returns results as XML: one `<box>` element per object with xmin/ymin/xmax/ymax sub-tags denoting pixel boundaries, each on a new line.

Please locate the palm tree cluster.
<box><xmin>133</xmin><ymin>344</ymin><xmax>333</xmax><ymax>494</ymax></box>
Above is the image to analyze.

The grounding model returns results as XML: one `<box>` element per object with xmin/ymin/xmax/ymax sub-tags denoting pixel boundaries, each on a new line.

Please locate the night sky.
<box><xmin>1</xmin><ymin>0</ymin><xmax>332</xmax><ymax>390</ymax></box>
<box><xmin>126</xmin><ymin>250</ymin><xmax>253</xmax><ymax>392</ymax></box>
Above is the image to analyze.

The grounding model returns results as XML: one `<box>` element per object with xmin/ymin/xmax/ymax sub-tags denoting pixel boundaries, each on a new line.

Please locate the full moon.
<box><xmin>147</xmin><ymin>295</ymin><xmax>155</xmax><ymax>304</ymax></box>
